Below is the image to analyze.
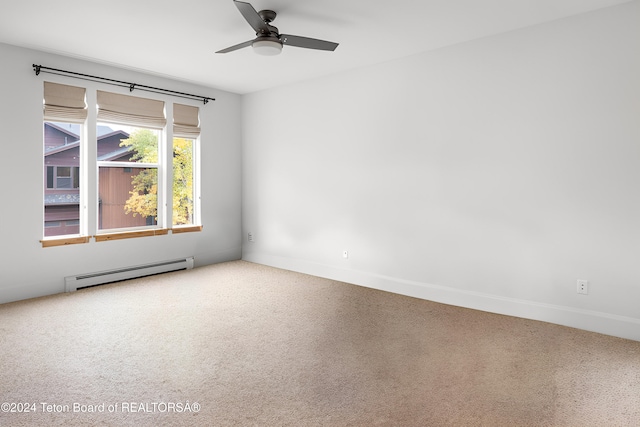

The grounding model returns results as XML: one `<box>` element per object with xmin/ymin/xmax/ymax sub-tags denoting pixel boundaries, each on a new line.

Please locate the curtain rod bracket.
<box><xmin>129</xmin><ymin>83</ymin><xmax>136</xmax><ymax>92</ymax></box>
<box><xmin>33</xmin><ymin>64</ymin><xmax>41</xmax><ymax>76</ymax></box>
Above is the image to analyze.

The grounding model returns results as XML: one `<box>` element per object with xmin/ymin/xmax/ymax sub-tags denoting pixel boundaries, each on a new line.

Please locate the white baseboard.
<box><xmin>243</xmin><ymin>253</ymin><xmax>640</xmax><ymax>342</ymax></box>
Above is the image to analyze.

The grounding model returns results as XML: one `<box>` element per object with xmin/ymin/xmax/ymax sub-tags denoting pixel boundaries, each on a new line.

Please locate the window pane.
<box><xmin>72</xmin><ymin>167</ymin><xmax>80</xmax><ymax>188</ymax></box>
<box><xmin>56</xmin><ymin>177</ymin><xmax>71</xmax><ymax>189</ymax></box>
<box><xmin>172</xmin><ymin>137</ymin><xmax>195</xmax><ymax>226</ymax></box>
<box><xmin>56</xmin><ymin>166</ymin><xmax>71</xmax><ymax>189</ymax></box>
<box><xmin>98</xmin><ymin>166</ymin><xmax>158</xmax><ymax>230</ymax></box>
<box><xmin>97</xmin><ymin>122</ymin><xmax>158</xmax><ymax>163</ymax></box>
<box><xmin>46</xmin><ymin>166</ymin><xmax>54</xmax><ymax>189</ymax></box>
<box><xmin>44</xmin><ymin>121</ymin><xmax>81</xmax><ymax>237</ymax></box>
<box><xmin>97</xmin><ymin>122</ymin><xmax>160</xmax><ymax>232</ymax></box>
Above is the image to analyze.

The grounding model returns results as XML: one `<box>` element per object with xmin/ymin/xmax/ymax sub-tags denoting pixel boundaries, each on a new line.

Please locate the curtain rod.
<box><xmin>33</xmin><ymin>64</ymin><xmax>215</xmax><ymax>104</ymax></box>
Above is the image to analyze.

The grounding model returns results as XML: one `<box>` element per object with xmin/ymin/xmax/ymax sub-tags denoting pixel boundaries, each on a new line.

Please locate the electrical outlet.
<box><xmin>577</xmin><ymin>279</ymin><xmax>588</xmax><ymax>295</ymax></box>
<box><xmin>248</xmin><ymin>232</ymin><xmax>254</xmax><ymax>242</ymax></box>
<box><xmin>343</xmin><ymin>250</ymin><xmax>348</xmax><ymax>259</ymax></box>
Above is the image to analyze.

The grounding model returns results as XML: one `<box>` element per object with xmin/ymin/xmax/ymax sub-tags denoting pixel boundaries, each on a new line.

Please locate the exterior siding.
<box><xmin>98</xmin><ymin>167</ymin><xmax>152</xmax><ymax>230</ymax></box>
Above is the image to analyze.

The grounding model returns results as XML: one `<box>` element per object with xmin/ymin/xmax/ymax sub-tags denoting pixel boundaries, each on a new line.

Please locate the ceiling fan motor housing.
<box><xmin>257</xmin><ymin>10</ymin><xmax>277</xmax><ymax>23</ymax></box>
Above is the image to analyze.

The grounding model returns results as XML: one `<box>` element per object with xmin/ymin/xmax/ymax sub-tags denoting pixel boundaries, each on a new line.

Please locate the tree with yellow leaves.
<box><xmin>119</xmin><ymin>130</ymin><xmax>193</xmax><ymax>225</ymax></box>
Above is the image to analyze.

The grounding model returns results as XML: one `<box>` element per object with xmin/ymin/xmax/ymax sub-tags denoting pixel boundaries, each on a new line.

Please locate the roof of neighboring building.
<box><xmin>98</xmin><ymin>146</ymin><xmax>133</xmax><ymax>161</ymax></box>
<box><xmin>45</xmin><ymin>122</ymin><xmax>122</xmax><ymax>138</ymax></box>
<box><xmin>45</xmin><ymin>140</ymin><xmax>80</xmax><ymax>155</ymax></box>
<box><xmin>98</xmin><ymin>125</ymin><xmax>119</xmax><ymax>137</ymax></box>
<box><xmin>98</xmin><ymin>128</ymin><xmax>130</xmax><ymax>139</ymax></box>
<box><xmin>44</xmin><ymin>122</ymin><xmax>130</xmax><ymax>158</ymax></box>
<box><xmin>46</xmin><ymin>122</ymin><xmax>80</xmax><ymax>139</ymax></box>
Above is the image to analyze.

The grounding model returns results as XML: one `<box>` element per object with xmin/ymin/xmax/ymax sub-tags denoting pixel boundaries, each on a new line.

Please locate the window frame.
<box><xmin>172</xmin><ymin>135</ymin><xmax>201</xmax><ymax>228</ymax></box>
<box><xmin>43</xmin><ymin>119</ymin><xmax>84</xmax><ymax>240</ymax></box>
<box><xmin>96</xmin><ymin>122</ymin><xmax>165</xmax><ymax>235</ymax></box>
<box><xmin>41</xmin><ymin>83</ymin><xmax>203</xmax><ymax>247</ymax></box>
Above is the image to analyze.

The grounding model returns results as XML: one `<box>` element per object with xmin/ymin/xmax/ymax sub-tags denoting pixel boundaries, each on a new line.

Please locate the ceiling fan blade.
<box><xmin>216</xmin><ymin>39</ymin><xmax>254</xmax><ymax>54</ymax></box>
<box><xmin>280</xmin><ymin>34</ymin><xmax>339</xmax><ymax>51</ymax></box>
<box><xmin>233</xmin><ymin>0</ymin><xmax>270</xmax><ymax>34</ymax></box>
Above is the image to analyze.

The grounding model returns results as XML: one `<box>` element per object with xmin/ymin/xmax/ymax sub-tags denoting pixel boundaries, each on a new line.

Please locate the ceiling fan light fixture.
<box><xmin>252</xmin><ymin>39</ymin><xmax>283</xmax><ymax>56</ymax></box>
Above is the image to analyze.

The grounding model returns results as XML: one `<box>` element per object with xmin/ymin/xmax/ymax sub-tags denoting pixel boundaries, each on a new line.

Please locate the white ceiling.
<box><xmin>0</xmin><ymin>0</ymin><xmax>632</xmax><ymax>94</ymax></box>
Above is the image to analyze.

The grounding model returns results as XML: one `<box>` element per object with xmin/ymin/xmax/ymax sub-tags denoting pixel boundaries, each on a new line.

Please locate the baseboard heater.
<box><xmin>64</xmin><ymin>257</ymin><xmax>195</xmax><ymax>292</ymax></box>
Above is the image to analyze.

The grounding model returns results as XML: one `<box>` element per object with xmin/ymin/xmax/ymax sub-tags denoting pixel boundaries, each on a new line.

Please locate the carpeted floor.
<box><xmin>1</xmin><ymin>260</ymin><xmax>639</xmax><ymax>426</ymax></box>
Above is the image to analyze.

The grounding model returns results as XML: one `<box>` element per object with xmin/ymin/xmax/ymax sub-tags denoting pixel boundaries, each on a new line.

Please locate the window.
<box><xmin>172</xmin><ymin>136</ymin><xmax>195</xmax><ymax>226</ymax></box>
<box><xmin>172</xmin><ymin>104</ymin><xmax>200</xmax><ymax>228</ymax></box>
<box><xmin>42</xmin><ymin>83</ymin><xmax>202</xmax><ymax>245</ymax></box>
<box><xmin>97</xmin><ymin>123</ymin><xmax>161</xmax><ymax>231</ymax></box>
<box><xmin>46</xmin><ymin>166</ymin><xmax>80</xmax><ymax>189</ymax></box>
<box><xmin>43</xmin><ymin>124</ymin><xmax>83</xmax><ymax>237</ymax></box>
<box><xmin>55</xmin><ymin>166</ymin><xmax>72</xmax><ymax>189</ymax></box>
<box><xmin>96</xmin><ymin>90</ymin><xmax>166</xmax><ymax>233</ymax></box>
<box><xmin>42</xmin><ymin>82</ymin><xmax>86</xmax><ymax>238</ymax></box>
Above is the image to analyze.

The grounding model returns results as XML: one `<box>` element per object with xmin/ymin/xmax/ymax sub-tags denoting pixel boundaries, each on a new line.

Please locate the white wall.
<box><xmin>0</xmin><ymin>43</ymin><xmax>243</xmax><ymax>304</ymax></box>
<box><xmin>242</xmin><ymin>2</ymin><xmax>640</xmax><ymax>340</ymax></box>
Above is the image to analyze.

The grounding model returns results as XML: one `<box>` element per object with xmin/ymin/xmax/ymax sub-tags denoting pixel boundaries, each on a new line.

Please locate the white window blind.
<box><xmin>173</xmin><ymin>103</ymin><xmax>200</xmax><ymax>138</ymax></box>
<box><xmin>43</xmin><ymin>82</ymin><xmax>87</xmax><ymax>123</ymax></box>
<box><xmin>97</xmin><ymin>90</ymin><xmax>166</xmax><ymax>128</ymax></box>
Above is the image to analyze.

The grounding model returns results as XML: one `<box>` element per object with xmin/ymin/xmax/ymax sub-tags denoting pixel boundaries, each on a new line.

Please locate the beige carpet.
<box><xmin>1</xmin><ymin>260</ymin><xmax>639</xmax><ymax>427</ymax></box>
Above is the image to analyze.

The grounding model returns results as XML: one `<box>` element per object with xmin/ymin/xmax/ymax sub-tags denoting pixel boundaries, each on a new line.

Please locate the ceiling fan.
<box><xmin>216</xmin><ymin>0</ymin><xmax>339</xmax><ymax>56</ymax></box>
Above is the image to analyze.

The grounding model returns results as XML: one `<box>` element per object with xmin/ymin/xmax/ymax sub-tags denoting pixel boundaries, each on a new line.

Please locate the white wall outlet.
<box><xmin>577</xmin><ymin>279</ymin><xmax>588</xmax><ymax>295</ymax></box>
<box><xmin>343</xmin><ymin>250</ymin><xmax>348</xmax><ymax>259</ymax></box>
<box><xmin>248</xmin><ymin>232</ymin><xmax>254</xmax><ymax>242</ymax></box>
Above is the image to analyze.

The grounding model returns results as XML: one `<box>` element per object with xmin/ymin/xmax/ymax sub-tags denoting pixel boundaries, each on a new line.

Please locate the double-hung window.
<box><xmin>96</xmin><ymin>90</ymin><xmax>166</xmax><ymax>232</ymax></box>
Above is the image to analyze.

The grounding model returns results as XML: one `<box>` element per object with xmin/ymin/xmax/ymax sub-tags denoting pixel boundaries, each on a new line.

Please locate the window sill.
<box><xmin>41</xmin><ymin>236</ymin><xmax>90</xmax><ymax>248</ymax></box>
<box><xmin>41</xmin><ymin>226</ymin><xmax>201</xmax><ymax>247</ymax></box>
<box><xmin>95</xmin><ymin>229</ymin><xmax>169</xmax><ymax>242</ymax></box>
<box><xmin>171</xmin><ymin>225</ymin><xmax>203</xmax><ymax>234</ymax></box>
